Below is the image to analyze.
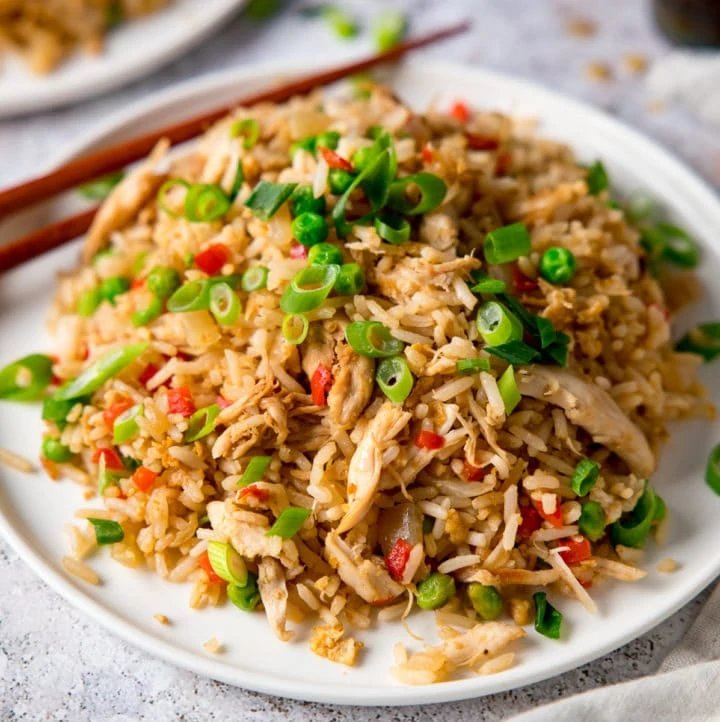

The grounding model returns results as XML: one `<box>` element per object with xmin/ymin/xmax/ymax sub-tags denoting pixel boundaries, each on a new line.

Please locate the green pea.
<box><xmin>578</xmin><ymin>501</ymin><xmax>606</xmax><ymax>542</ymax></box>
<box><xmin>292</xmin><ymin>212</ymin><xmax>329</xmax><ymax>247</ymax></box>
<box><xmin>77</xmin><ymin>287</ymin><xmax>103</xmax><ymax>317</ymax></box>
<box><xmin>308</xmin><ymin>242</ymin><xmax>343</xmax><ymax>266</ymax></box>
<box><xmin>539</xmin><ymin>247</ymin><xmax>576</xmax><ymax>285</ymax></box>
<box><xmin>290</xmin><ymin>185</ymin><xmax>326</xmax><ymax>217</ymax></box>
<box><xmin>328</xmin><ymin>168</ymin><xmax>355</xmax><ymax>195</ymax></box>
<box><xmin>334</xmin><ymin>263</ymin><xmax>365</xmax><ymax>296</ymax></box>
<box><xmin>316</xmin><ymin>130</ymin><xmax>340</xmax><ymax>150</ymax></box>
<box><xmin>42</xmin><ymin>437</ymin><xmax>74</xmax><ymax>463</ymax></box>
<box><xmin>352</xmin><ymin>146</ymin><xmax>375</xmax><ymax>173</ymax></box>
<box><xmin>146</xmin><ymin>266</ymin><xmax>181</xmax><ymax>300</ymax></box>
<box><xmin>99</xmin><ymin>276</ymin><xmax>130</xmax><ymax>305</ymax></box>
<box><xmin>416</xmin><ymin>572</ymin><xmax>456</xmax><ymax>610</ymax></box>
<box><xmin>467</xmin><ymin>583</ymin><xmax>503</xmax><ymax>620</ymax></box>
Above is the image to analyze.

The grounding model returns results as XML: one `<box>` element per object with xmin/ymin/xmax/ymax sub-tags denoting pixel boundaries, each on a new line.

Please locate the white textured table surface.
<box><xmin>1</xmin><ymin>1</ymin><xmax>718</xmax><ymax>719</ymax></box>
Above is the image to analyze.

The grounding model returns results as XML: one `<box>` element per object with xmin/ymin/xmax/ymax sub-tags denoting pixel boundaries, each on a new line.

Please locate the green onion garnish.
<box><xmin>539</xmin><ymin>247</ymin><xmax>576</xmax><ymax>285</ymax></box>
<box><xmin>485</xmin><ymin>340</ymin><xmax>540</xmax><ymax>365</ymax></box>
<box><xmin>227</xmin><ymin>571</ymin><xmax>261</xmax><ymax>611</ymax></box>
<box><xmin>470</xmin><ymin>273</ymin><xmax>507</xmax><ymax>295</ymax></box>
<box><xmin>206</xmin><ymin>540</ymin><xmax>248</xmax><ymax>585</ymax></box>
<box><xmin>54</xmin><ymin>343</ymin><xmax>148</xmax><ymax>401</ymax></box>
<box><xmin>113</xmin><ymin>404</ymin><xmax>143</xmax><ymax>444</ymax></box>
<box><xmin>570</xmin><ymin>458</ymin><xmax>600</xmax><ymax>496</ymax></box>
<box><xmin>157</xmin><ymin>178</ymin><xmax>190</xmax><ymax>218</ymax></box>
<box><xmin>642</xmin><ymin>223</ymin><xmax>699</xmax><ymax>269</ymax></box>
<box><xmin>610</xmin><ymin>483</ymin><xmax>657</xmax><ymax>548</ymax></box>
<box><xmin>266</xmin><ymin>506</ymin><xmax>311</xmax><ymax>538</ymax></box>
<box><xmin>476</xmin><ymin>300</ymin><xmax>523</xmax><ymax>347</ymax></box>
<box><xmin>146</xmin><ymin>266</ymin><xmax>181</xmax><ymax>300</ymax></box>
<box><xmin>372</xmin><ymin>9</ymin><xmax>408</xmax><ymax>52</ymax></box>
<box><xmin>416</xmin><ymin>572</ymin><xmax>456</xmax><ymax>610</ymax></box>
<box><xmin>229</xmin><ymin>161</ymin><xmax>244</xmax><ymax>200</ymax></box>
<box><xmin>376</xmin><ymin>356</ymin><xmax>414</xmax><ymax>404</ymax></box>
<box><xmin>210</xmin><ymin>283</ymin><xmax>242</xmax><ymax>326</ymax></box>
<box><xmin>578</xmin><ymin>501</ymin><xmax>606</xmax><ymax>541</ymax></box>
<box><xmin>167</xmin><ymin>279</ymin><xmax>211</xmax><ymax>313</ymax></box>
<box><xmin>99</xmin><ymin>276</ymin><xmax>130</xmax><ymax>306</ymax></box>
<box><xmin>77</xmin><ymin>287</ymin><xmax>103</xmax><ymax>317</ymax></box>
<box><xmin>42</xmin><ymin>437</ymin><xmax>74</xmax><ymax>463</ymax></box>
<box><xmin>323</xmin><ymin>6</ymin><xmax>358</xmax><ymax>39</ymax></box>
<box><xmin>586</xmin><ymin>160</ymin><xmax>609</xmax><ymax>195</ymax></box>
<box><xmin>533</xmin><ymin>592</ymin><xmax>562</xmax><ymax>639</ymax></box>
<box><xmin>290</xmin><ymin>136</ymin><xmax>317</xmax><ymax>160</ymax></box>
<box><xmin>238</xmin><ymin>456</ymin><xmax>272</xmax><ymax>487</ymax></box>
<box><xmin>467</xmin><ymin>583</ymin><xmax>503</xmax><ymax>620</ymax></box>
<box><xmin>497</xmin><ymin>365</ymin><xmax>521</xmax><ymax>414</ymax></box>
<box><xmin>131</xmin><ymin>296</ymin><xmax>163</xmax><ymax>327</ymax></box>
<box><xmin>42</xmin><ymin>397</ymin><xmax>79</xmax><ymax>429</ymax></box>
<box><xmin>375</xmin><ymin>213</ymin><xmax>411</xmax><ymax>245</ymax></box>
<box><xmin>241</xmin><ymin>266</ymin><xmax>269</xmax><ymax>292</ymax></box>
<box><xmin>280</xmin><ymin>264</ymin><xmax>339</xmax><ymax>313</ymax></box>
<box><xmin>676</xmin><ymin>322</ymin><xmax>720</xmax><ymax>361</ymax></box>
<box><xmin>282</xmin><ymin>313</ymin><xmax>310</xmax><ymax>345</ymax></box>
<box><xmin>706</xmin><ymin>443</ymin><xmax>720</xmax><ymax>495</ymax></box>
<box><xmin>97</xmin><ymin>453</ymin><xmax>119</xmax><ymax>496</ymax></box>
<box><xmin>345</xmin><ymin>321</ymin><xmax>404</xmax><ymax>358</ymax></box>
<box><xmin>456</xmin><ymin>358</ymin><xmax>492</xmax><ymax>375</ymax></box>
<box><xmin>292</xmin><ymin>211</ymin><xmax>329</xmax><ymax>247</ymax></box>
<box><xmin>316</xmin><ymin>130</ymin><xmax>341</xmax><ymax>151</ymax></box>
<box><xmin>245</xmin><ymin>180</ymin><xmax>298</xmax><ymax>221</ymax></box>
<box><xmin>184</xmin><ymin>184</ymin><xmax>231</xmax><ymax>223</ymax></box>
<box><xmin>484</xmin><ymin>223</ymin><xmax>532</xmax><ymax>265</ymax></box>
<box><xmin>0</xmin><ymin>354</ymin><xmax>53</xmax><ymax>401</ymax></box>
<box><xmin>624</xmin><ymin>191</ymin><xmax>655</xmax><ymax>223</ymax></box>
<box><xmin>334</xmin><ymin>263</ymin><xmax>365</xmax><ymax>296</ymax></box>
<box><xmin>290</xmin><ymin>185</ymin><xmax>326</xmax><ymax>217</ymax></box>
<box><xmin>230</xmin><ymin>118</ymin><xmax>260</xmax><ymax>149</ymax></box>
<box><xmin>308</xmin><ymin>243</ymin><xmax>343</xmax><ymax>266</ymax></box>
<box><xmin>87</xmin><ymin>518</ymin><xmax>124</xmax><ymax>545</ymax></box>
<box><xmin>184</xmin><ymin>404</ymin><xmax>221</xmax><ymax>442</ymax></box>
<box><xmin>79</xmin><ymin>171</ymin><xmax>125</xmax><ymax>201</ymax></box>
<box><xmin>133</xmin><ymin>251</ymin><xmax>149</xmax><ymax>276</ymax></box>
<box><xmin>386</xmin><ymin>172</ymin><xmax>447</xmax><ymax>216</ymax></box>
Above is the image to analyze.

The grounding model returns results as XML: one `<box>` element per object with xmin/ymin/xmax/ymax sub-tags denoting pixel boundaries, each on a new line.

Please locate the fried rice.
<box><xmin>0</xmin><ymin>0</ymin><xmax>171</xmax><ymax>73</ymax></box>
<box><xmin>24</xmin><ymin>83</ymin><xmax>716</xmax><ymax>682</ymax></box>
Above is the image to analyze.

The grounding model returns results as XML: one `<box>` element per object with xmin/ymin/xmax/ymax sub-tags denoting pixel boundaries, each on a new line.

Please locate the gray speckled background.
<box><xmin>1</xmin><ymin>1</ymin><xmax>719</xmax><ymax>719</ymax></box>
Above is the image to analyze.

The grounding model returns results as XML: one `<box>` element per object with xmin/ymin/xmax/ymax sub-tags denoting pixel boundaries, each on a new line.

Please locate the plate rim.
<box><xmin>0</xmin><ymin>0</ymin><xmax>247</xmax><ymax>118</ymax></box>
<box><xmin>2</xmin><ymin>57</ymin><xmax>720</xmax><ymax>706</ymax></box>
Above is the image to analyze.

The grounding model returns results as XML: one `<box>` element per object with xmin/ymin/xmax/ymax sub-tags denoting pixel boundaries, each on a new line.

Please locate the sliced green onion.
<box><xmin>323</xmin><ymin>6</ymin><xmax>358</xmax><ymax>39</ymax></box>
<box><xmin>93</xmin><ymin>248</ymin><xmax>114</xmax><ymax>265</ymax></box>
<box><xmin>334</xmin><ymin>263</ymin><xmax>365</xmax><ymax>296</ymax></box>
<box><xmin>456</xmin><ymin>358</ymin><xmax>492</xmax><ymax>375</ymax></box>
<box><xmin>241</xmin><ymin>266</ymin><xmax>269</xmax><ymax>292</ymax></box>
<box><xmin>113</xmin><ymin>404</ymin><xmax>143</xmax><ymax>444</ymax></box>
<box><xmin>308</xmin><ymin>243</ymin><xmax>343</xmax><ymax>266</ymax></box>
<box><xmin>578</xmin><ymin>501</ymin><xmax>606</xmax><ymax>541</ymax></box>
<box><xmin>676</xmin><ymin>322</ymin><xmax>720</xmax><ymax>361</ymax></box>
<box><xmin>79</xmin><ymin>171</ymin><xmax>125</xmax><ymax>201</ymax></box>
<box><xmin>485</xmin><ymin>340</ymin><xmax>540</xmax><ymax>365</ymax></box>
<box><xmin>290</xmin><ymin>185</ymin><xmax>326</xmax><ymax>217</ymax></box>
<box><xmin>230</xmin><ymin>118</ymin><xmax>260</xmax><ymax>149</ymax></box>
<box><xmin>146</xmin><ymin>266</ymin><xmax>181</xmax><ymax>300</ymax></box>
<box><xmin>266</xmin><ymin>506</ymin><xmax>311</xmax><ymax>538</ymax></box>
<box><xmin>184</xmin><ymin>184</ymin><xmax>231</xmax><ymax>223</ymax></box>
<box><xmin>610</xmin><ymin>484</ymin><xmax>657</xmax><ymax>548</ymax></box>
<box><xmin>210</xmin><ymin>283</ymin><xmax>242</xmax><ymax>326</ymax></box>
<box><xmin>54</xmin><ymin>343</ymin><xmax>148</xmax><ymax>401</ymax></box>
<box><xmin>282</xmin><ymin>313</ymin><xmax>310</xmax><ymax>345</ymax></box>
<box><xmin>642</xmin><ymin>223</ymin><xmax>699</xmax><ymax>269</ymax></box>
<box><xmin>100</xmin><ymin>276</ymin><xmax>130</xmax><ymax>306</ymax></box>
<box><xmin>373</xmin><ymin>9</ymin><xmax>408</xmax><ymax>52</ymax></box>
<box><xmin>238</xmin><ymin>456</ymin><xmax>272</xmax><ymax>487</ymax></box>
<box><xmin>167</xmin><ymin>279</ymin><xmax>211</xmax><ymax>312</ymax></box>
<box><xmin>227</xmin><ymin>572</ymin><xmax>261</xmax><ymax>611</ymax></box>
<box><xmin>375</xmin><ymin>213</ymin><xmax>410</xmax><ymax>245</ymax></box>
<box><xmin>184</xmin><ymin>252</ymin><xmax>195</xmax><ymax>268</ymax></box>
<box><xmin>184</xmin><ymin>404</ymin><xmax>221</xmax><ymax>442</ymax></box>
<box><xmin>533</xmin><ymin>592</ymin><xmax>562</xmax><ymax>639</ymax></box>
<box><xmin>654</xmin><ymin>493</ymin><xmax>667</xmax><ymax>522</ymax></box>
<box><xmin>470</xmin><ymin>273</ymin><xmax>507</xmax><ymax>295</ymax></box>
<box><xmin>416</xmin><ymin>572</ymin><xmax>456</xmax><ymax>610</ymax></box>
<box><xmin>328</xmin><ymin>168</ymin><xmax>355</xmax><ymax>195</ymax></box>
<box><xmin>290</xmin><ymin>136</ymin><xmax>317</xmax><ymax>159</ymax></box>
<box><xmin>245</xmin><ymin>180</ymin><xmax>297</xmax><ymax>220</ymax></box>
<box><xmin>42</xmin><ymin>397</ymin><xmax>79</xmax><ymax>429</ymax></box>
<box><xmin>534</xmin><ymin>316</ymin><xmax>558</xmax><ymax>349</ymax></box>
<box><xmin>586</xmin><ymin>160</ymin><xmax>609</xmax><ymax>195</ymax></box>
<box><xmin>207</xmin><ymin>540</ymin><xmax>248</xmax><ymax>585</ymax></box>
<box><xmin>316</xmin><ymin>130</ymin><xmax>341</xmax><ymax>151</ymax></box>
<box><xmin>624</xmin><ymin>191</ymin><xmax>656</xmax><ymax>223</ymax></box>
<box><xmin>157</xmin><ymin>178</ymin><xmax>190</xmax><ymax>218</ymax></box>
<box><xmin>131</xmin><ymin>296</ymin><xmax>163</xmax><ymax>327</ymax></box>
<box><xmin>497</xmin><ymin>365</ymin><xmax>521</xmax><ymax>414</ymax></box>
<box><xmin>345</xmin><ymin>321</ymin><xmax>404</xmax><ymax>358</ymax></box>
<box><xmin>97</xmin><ymin>453</ymin><xmax>119</xmax><ymax>496</ymax></box>
<box><xmin>376</xmin><ymin>356</ymin><xmax>414</xmax><ymax>403</ymax></box>
<box><xmin>292</xmin><ymin>212</ymin><xmax>329</xmax><ymax>247</ymax></box>
<box><xmin>476</xmin><ymin>301</ymin><xmax>523</xmax><ymax>346</ymax></box>
<box><xmin>132</xmin><ymin>251</ymin><xmax>149</xmax><ymax>276</ymax></box>
<box><xmin>467</xmin><ymin>583</ymin><xmax>503</xmax><ymax>621</ymax></box>
<box><xmin>352</xmin><ymin>146</ymin><xmax>376</xmax><ymax>173</ymax></box>
<box><xmin>571</xmin><ymin>458</ymin><xmax>600</xmax><ymax>496</ymax></box>
<box><xmin>386</xmin><ymin>173</ymin><xmax>447</xmax><ymax>215</ymax></box>
<box><xmin>540</xmin><ymin>247</ymin><xmax>576</xmax><ymax>285</ymax></box>
<box><xmin>0</xmin><ymin>354</ymin><xmax>53</xmax><ymax>401</ymax></box>
<box><xmin>484</xmin><ymin>223</ymin><xmax>531</xmax><ymax>265</ymax></box>
<box><xmin>706</xmin><ymin>443</ymin><xmax>720</xmax><ymax>495</ymax></box>
<box><xmin>77</xmin><ymin>287</ymin><xmax>103</xmax><ymax>317</ymax></box>
<box><xmin>87</xmin><ymin>518</ymin><xmax>124</xmax><ymax>545</ymax></box>
<box><xmin>42</xmin><ymin>437</ymin><xmax>74</xmax><ymax>462</ymax></box>
<box><xmin>121</xmin><ymin>454</ymin><xmax>141</xmax><ymax>473</ymax></box>
<box><xmin>280</xmin><ymin>264</ymin><xmax>339</xmax><ymax>313</ymax></box>
<box><xmin>543</xmin><ymin>335</ymin><xmax>570</xmax><ymax>367</ymax></box>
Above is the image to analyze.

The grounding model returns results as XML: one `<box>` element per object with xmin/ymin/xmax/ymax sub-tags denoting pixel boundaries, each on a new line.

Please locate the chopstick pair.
<box><xmin>0</xmin><ymin>20</ymin><xmax>470</xmax><ymax>273</ymax></box>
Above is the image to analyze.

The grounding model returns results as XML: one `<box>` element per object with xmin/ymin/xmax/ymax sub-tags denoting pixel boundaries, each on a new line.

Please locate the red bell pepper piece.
<box><xmin>385</xmin><ymin>538</ymin><xmax>412</xmax><ymax>581</ymax></box>
<box><xmin>310</xmin><ymin>363</ymin><xmax>334</xmax><ymax>407</ymax></box>
<box><xmin>132</xmin><ymin>466</ymin><xmax>158</xmax><ymax>492</ymax></box>
<box><xmin>558</xmin><ymin>536</ymin><xmax>592</xmax><ymax>565</ymax></box>
<box><xmin>167</xmin><ymin>387</ymin><xmax>196</xmax><ymax>417</ymax></box>
<box><xmin>194</xmin><ymin>244</ymin><xmax>228</xmax><ymax>275</ymax></box>
<box><xmin>92</xmin><ymin>447</ymin><xmax>125</xmax><ymax>472</ymax></box>
<box><xmin>414</xmin><ymin>430</ymin><xmax>445</xmax><ymax>450</ymax></box>
<box><xmin>319</xmin><ymin>147</ymin><xmax>353</xmax><ymax>172</ymax></box>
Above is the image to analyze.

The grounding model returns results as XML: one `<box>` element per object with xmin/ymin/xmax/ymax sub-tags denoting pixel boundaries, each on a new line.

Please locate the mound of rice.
<box><xmin>39</xmin><ymin>83</ymin><xmax>713</xmax><ymax>682</ymax></box>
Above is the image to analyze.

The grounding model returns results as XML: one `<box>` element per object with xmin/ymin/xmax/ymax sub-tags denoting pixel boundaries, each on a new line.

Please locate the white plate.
<box><xmin>0</xmin><ymin>0</ymin><xmax>246</xmax><ymax>118</ymax></box>
<box><xmin>1</xmin><ymin>60</ymin><xmax>720</xmax><ymax>706</ymax></box>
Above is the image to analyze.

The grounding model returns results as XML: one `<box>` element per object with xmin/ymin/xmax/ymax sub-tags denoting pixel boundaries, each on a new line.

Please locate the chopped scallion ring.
<box><xmin>497</xmin><ymin>365</ymin><xmax>521</xmax><ymax>414</ymax></box>
<box><xmin>334</xmin><ymin>263</ymin><xmax>365</xmax><ymax>296</ymax></box>
<box><xmin>229</xmin><ymin>118</ymin><xmax>260</xmax><ymax>149</ymax></box>
<box><xmin>485</xmin><ymin>340</ymin><xmax>540</xmax><ymax>365</ymax></box>
<box><xmin>241</xmin><ymin>266</ymin><xmax>269</xmax><ymax>292</ymax></box>
<box><xmin>227</xmin><ymin>572</ymin><xmax>261</xmax><ymax>611</ymax></box>
<box><xmin>131</xmin><ymin>296</ymin><xmax>163</xmax><ymax>327</ymax></box>
<box><xmin>0</xmin><ymin>354</ymin><xmax>54</xmax><ymax>401</ymax></box>
<box><xmin>386</xmin><ymin>172</ymin><xmax>447</xmax><ymax>216</ymax></box>
<box><xmin>210</xmin><ymin>283</ymin><xmax>242</xmax><ymax>326</ymax></box>
<box><xmin>470</xmin><ymin>273</ymin><xmax>507</xmax><ymax>295</ymax></box>
<box><xmin>280</xmin><ymin>264</ymin><xmax>339</xmax><ymax>313</ymax></box>
<box><xmin>113</xmin><ymin>404</ymin><xmax>143</xmax><ymax>444</ymax></box>
<box><xmin>245</xmin><ymin>180</ymin><xmax>297</xmax><ymax>220</ymax></box>
<box><xmin>484</xmin><ymin>223</ymin><xmax>531</xmax><ymax>265</ymax></box>
<box><xmin>376</xmin><ymin>356</ymin><xmax>414</xmax><ymax>403</ymax></box>
<box><xmin>456</xmin><ymin>358</ymin><xmax>492</xmax><ymax>375</ymax></box>
<box><xmin>157</xmin><ymin>178</ymin><xmax>190</xmax><ymax>218</ymax></box>
<box><xmin>184</xmin><ymin>184</ymin><xmax>231</xmax><ymax>223</ymax></box>
<box><xmin>79</xmin><ymin>171</ymin><xmax>125</xmax><ymax>201</ymax></box>
<box><xmin>676</xmin><ymin>321</ymin><xmax>720</xmax><ymax>361</ymax></box>
<box><xmin>184</xmin><ymin>404</ymin><xmax>221</xmax><ymax>442</ymax></box>
<box><xmin>610</xmin><ymin>484</ymin><xmax>657</xmax><ymax>548</ymax></box>
<box><xmin>476</xmin><ymin>301</ymin><xmax>523</xmax><ymax>346</ymax></box>
<box><xmin>706</xmin><ymin>443</ymin><xmax>720</xmax><ymax>495</ymax></box>
<box><xmin>345</xmin><ymin>321</ymin><xmax>405</xmax><ymax>358</ymax></box>
<box><xmin>238</xmin><ymin>456</ymin><xmax>272</xmax><ymax>487</ymax></box>
<box><xmin>570</xmin><ymin>458</ymin><xmax>600</xmax><ymax>496</ymax></box>
<box><xmin>207</xmin><ymin>540</ymin><xmax>248</xmax><ymax>585</ymax></box>
<box><xmin>578</xmin><ymin>501</ymin><xmax>606</xmax><ymax>541</ymax></box>
<box><xmin>282</xmin><ymin>313</ymin><xmax>310</xmax><ymax>345</ymax></box>
<box><xmin>533</xmin><ymin>592</ymin><xmax>563</xmax><ymax>639</ymax></box>
<box><xmin>586</xmin><ymin>160</ymin><xmax>609</xmax><ymax>195</ymax></box>
<box><xmin>87</xmin><ymin>518</ymin><xmax>125</xmax><ymax>545</ymax></box>
<box><xmin>375</xmin><ymin>212</ymin><xmax>411</xmax><ymax>245</ymax></box>
<box><xmin>266</xmin><ymin>506</ymin><xmax>311</xmax><ymax>538</ymax></box>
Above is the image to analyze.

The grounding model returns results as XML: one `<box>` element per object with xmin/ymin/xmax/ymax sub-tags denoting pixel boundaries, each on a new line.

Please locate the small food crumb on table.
<box><xmin>203</xmin><ymin>637</ymin><xmax>224</xmax><ymax>654</ymax></box>
<box><xmin>153</xmin><ymin>614</ymin><xmax>170</xmax><ymax>625</ymax></box>
<box><xmin>566</xmin><ymin>17</ymin><xmax>597</xmax><ymax>37</ymax></box>
<box><xmin>657</xmin><ymin>558</ymin><xmax>679</xmax><ymax>574</ymax></box>
<box><xmin>585</xmin><ymin>62</ymin><xmax>613</xmax><ymax>83</ymax></box>
<box><xmin>623</xmin><ymin>53</ymin><xmax>649</xmax><ymax>75</ymax></box>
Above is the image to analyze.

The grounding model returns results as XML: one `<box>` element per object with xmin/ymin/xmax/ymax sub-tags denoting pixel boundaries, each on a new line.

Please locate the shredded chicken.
<box><xmin>327</xmin><ymin>343</ymin><xmax>375</xmax><ymax>430</ymax></box>
<box><xmin>258</xmin><ymin>558</ymin><xmax>294</xmax><ymax>642</ymax></box>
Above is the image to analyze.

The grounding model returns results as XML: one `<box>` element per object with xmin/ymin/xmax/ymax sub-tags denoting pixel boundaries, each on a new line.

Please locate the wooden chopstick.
<box><xmin>0</xmin><ymin>20</ymin><xmax>470</xmax><ymax>221</ymax></box>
